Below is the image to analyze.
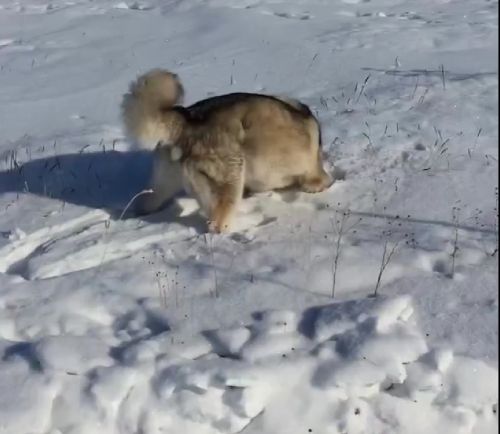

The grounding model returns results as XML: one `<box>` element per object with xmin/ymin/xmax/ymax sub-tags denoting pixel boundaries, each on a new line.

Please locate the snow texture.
<box><xmin>0</xmin><ymin>0</ymin><xmax>498</xmax><ymax>432</ymax></box>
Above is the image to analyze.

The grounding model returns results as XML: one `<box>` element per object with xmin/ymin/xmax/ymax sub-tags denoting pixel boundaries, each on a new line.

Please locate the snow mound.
<box><xmin>0</xmin><ymin>296</ymin><xmax>496</xmax><ymax>433</ymax></box>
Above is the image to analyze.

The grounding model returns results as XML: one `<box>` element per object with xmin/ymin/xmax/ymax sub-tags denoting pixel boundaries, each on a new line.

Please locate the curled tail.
<box><xmin>121</xmin><ymin>69</ymin><xmax>184</xmax><ymax>150</ymax></box>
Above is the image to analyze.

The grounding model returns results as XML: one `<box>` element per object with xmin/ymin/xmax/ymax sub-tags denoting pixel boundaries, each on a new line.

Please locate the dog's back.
<box><xmin>186</xmin><ymin>93</ymin><xmax>313</xmax><ymax>122</ymax></box>
<box><xmin>184</xmin><ymin>93</ymin><xmax>323</xmax><ymax>156</ymax></box>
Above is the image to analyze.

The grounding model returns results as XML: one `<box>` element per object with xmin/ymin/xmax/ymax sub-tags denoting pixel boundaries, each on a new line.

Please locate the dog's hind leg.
<box><xmin>182</xmin><ymin>165</ymin><xmax>215</xmax><ymax>220</ymax></box>
<box><xmin>208</xmin><ymin>176</ymin><xmax>245</xmax><ymax>233</ymax></box>
<box><xmin>136</xmin><ymin>145</ymin><xmax>183</xmax><ymax>214</ymax></box>
<box><xmin>185</xmin><ymin>158</ymin><xmax>245</xmax><ymax>233</ymax></box>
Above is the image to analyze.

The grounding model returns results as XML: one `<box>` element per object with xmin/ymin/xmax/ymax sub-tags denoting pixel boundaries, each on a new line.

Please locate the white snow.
<box><xmin>0</xmin><ymin>0</ymin><xmax>498</xmax><ymax>432</ymax></box>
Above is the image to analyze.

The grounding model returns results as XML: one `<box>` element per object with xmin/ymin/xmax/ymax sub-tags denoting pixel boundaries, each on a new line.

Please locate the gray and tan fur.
<box><xmin>122</xmin><ymin>69</ymin><xmax>333</xmax><ymax>233</ymax></box>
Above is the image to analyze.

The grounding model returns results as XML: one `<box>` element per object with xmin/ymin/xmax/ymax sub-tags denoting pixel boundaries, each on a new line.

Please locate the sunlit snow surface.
<box><xmin>0</xmin><ymin>0</ymin><xmax>498</xmax><ymax>432</ymax></box>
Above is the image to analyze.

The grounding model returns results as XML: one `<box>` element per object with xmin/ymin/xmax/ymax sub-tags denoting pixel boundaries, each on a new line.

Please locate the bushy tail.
<box><xmin>121</xmin><ymin>69</ymin><xmax>184</xmax><ymax>150</ymax></box>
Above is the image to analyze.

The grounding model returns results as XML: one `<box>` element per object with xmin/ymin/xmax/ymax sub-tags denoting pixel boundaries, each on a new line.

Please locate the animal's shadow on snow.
<box><xmin>0</xmin><ymin>150</ymin><xmax>206</xmax><ymax>231</ymax></box>
<box><xmin>3</xmin><ymin>341</ymin><xmax>43</xmax><ymax>372</ymax></box>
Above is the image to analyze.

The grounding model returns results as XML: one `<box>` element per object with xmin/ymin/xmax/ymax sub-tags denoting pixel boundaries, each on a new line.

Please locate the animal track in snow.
<box><xmin>0</xmin><ymin>39</ymin><xmax>17</xmax><ymax>48</ymax></box>
<box><xmin>0</xmin><ymin>210</ymin><xmax>109</xmax><ymax>276</ymax></box>
<box><xmin>112</xmin><ymin>2</ymin><xmax>154</xmax><ymax>11</ymax></box>
<box><xmin>267</xmin><ymin>10</ymin><xmax>311</xmax><ymax>20</ymax></box>
<box><xmin>0</xmin><ymin>210</ymin><xmax>197</xmax><ymax>280</ymax></box>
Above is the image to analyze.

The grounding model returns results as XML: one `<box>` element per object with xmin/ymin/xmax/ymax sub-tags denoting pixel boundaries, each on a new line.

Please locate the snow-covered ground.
<box><xmin>0</xmin><ymin>0</ymin><xmax>498</xmax><ymax>432</ymax></box>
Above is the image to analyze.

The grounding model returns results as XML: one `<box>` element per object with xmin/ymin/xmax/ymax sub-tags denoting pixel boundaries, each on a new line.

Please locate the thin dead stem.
<box><xmin>331</xmin><ymin>209</ymin><xmax>362</xmax><ymax>298</ymax></box>
<box><xmin>373</xmin><ymin>240</ymin><xmax>399</xmax><ymax>297</ymax></box>
<box><xmin>450</xmin><ymin>207</ymin><xmax>460</xmax><ymax>277</ymax></box>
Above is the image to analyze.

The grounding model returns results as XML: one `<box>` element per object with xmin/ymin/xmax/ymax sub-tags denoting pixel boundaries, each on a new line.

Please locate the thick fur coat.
<box><xmin>122</xmin><ymin>69</ymin><xmax>332</xmax><ymax>232</ymax></box>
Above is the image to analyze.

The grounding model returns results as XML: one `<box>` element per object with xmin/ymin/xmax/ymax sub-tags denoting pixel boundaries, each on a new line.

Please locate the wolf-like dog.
<box><xmin>121</xmin><ymin>69</ymin><xmax>332</xmax><ymax>233</ymax></box>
